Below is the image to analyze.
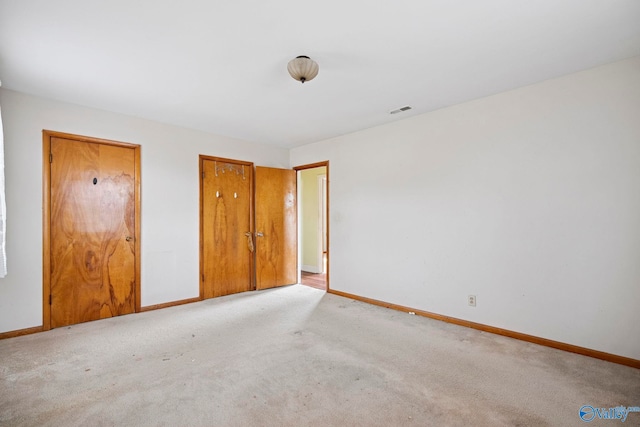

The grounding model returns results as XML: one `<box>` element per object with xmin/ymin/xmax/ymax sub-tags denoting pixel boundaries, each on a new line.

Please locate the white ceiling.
<box><xmin>1</xmin><ymin>1</ymin><xmax>639</xmax><ymax>148</ymax></box>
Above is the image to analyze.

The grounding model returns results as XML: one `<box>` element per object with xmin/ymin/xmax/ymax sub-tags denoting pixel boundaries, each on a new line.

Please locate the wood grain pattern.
<box><xmin>329</xmin><ymin>289</ymin><xmax>640</xmax><ymax>369</ymax></box>
<box><xmin>255</xmin><ymin>166</ymin><xmax>297</xmax><ymax>290</ymax></box>
<box><xmin>201</xmin><ymin>158</ymin><xmax>253</xmax><ymax>298</ymax></box>
<box><xmin>49</xmin><ymin>137</ymin><xmax>136</xmax><ymax>328</ymax></box>
<box><xmin>301</xmin><ymin>271</ymin><xmax>326</xmax><ymax>290</ymax></box>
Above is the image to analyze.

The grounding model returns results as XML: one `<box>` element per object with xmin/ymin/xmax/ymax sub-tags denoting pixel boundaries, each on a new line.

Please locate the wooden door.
<box><xmin>47</xmin><ymin>134</ymin><xmax>139</xmax><ymax>328</ymax></box>
<box><xmin>201</xmin><ymin>157</ymin><xmax>253</xmax><ymax>298</ymax></box>
<box><xmin>255</xmin><ymin>166</ymin><xmax>297</xmax><ymax>290</ymax></box>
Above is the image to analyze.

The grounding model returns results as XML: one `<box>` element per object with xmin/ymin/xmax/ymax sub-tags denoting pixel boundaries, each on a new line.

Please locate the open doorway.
<box><xmin>295</xmin><ymin>162</ymin><xmax>329</xmax><ymax>291</ymax></box>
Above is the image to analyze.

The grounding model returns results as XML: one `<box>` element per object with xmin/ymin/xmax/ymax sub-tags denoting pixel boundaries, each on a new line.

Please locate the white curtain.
<box><xmin>0</xmin><ymin>88</ymin><xmax>6</xmax><ymax>278</ymax></box>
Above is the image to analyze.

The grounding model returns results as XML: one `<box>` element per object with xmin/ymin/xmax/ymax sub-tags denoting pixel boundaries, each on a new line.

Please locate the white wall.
<box><xmin>0</xmin><ymin>89</ymin><xmax>289</xmax><ymax>333</ymax></box>
<box><xmin>291</xmin><ymin>56</ymin><xmax>640</xmax><ymax>359</ymax></box>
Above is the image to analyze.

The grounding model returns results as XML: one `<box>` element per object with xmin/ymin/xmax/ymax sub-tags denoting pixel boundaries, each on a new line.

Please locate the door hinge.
<box><xmin>49</xmin><ymin>294</ymin><xmax>52</xmax><ymax>305</ymax></box>
<box><xmin>202</xmin><ymin>171</ymin><xmax>205</xmax><ymax>179</ymax></box>
<box><xmin>49</xmin><ymin>153</ymin><xmax>53</xmax><ymax>163</ymax></box>
<box><xmin>202</xmin><ymin>274</ymin><xmax>205</xmax><ymax>282</ymax></box>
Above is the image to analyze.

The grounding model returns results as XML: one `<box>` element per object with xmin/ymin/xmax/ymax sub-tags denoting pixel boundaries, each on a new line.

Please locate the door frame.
<box><xmin>199</xmin><ymin>155</ymin><xmax>256</xmax><ymax>298</ymax></box>
<box><xmin>317</xmin><ymin>173</ymin><xmax>327</xmax><ymax>272</ymax></box>
<box><xmin>42</xmin><ymin>130</ymin><xmax>142</xmax><ymax>331</ymax></box>
<box><xmin>294</xmin><ymin>161</ymin><xmax>330</xmax><ymax>291</ymax></box>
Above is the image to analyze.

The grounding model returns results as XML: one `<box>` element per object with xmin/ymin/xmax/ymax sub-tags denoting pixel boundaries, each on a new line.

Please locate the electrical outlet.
<box><xmin>468</xmin><ymin>295</ymin><xmax>476</xmax><ymax>307</ymax></box>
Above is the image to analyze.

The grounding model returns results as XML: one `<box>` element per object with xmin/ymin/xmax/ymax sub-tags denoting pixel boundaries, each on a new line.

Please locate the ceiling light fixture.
<box><xmin>287</xmin><ymin>56</ymin><xmax>319</xmax><ymax>84</ymax></box>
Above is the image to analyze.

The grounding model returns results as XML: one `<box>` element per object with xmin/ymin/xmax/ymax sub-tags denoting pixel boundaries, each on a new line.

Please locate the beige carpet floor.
<box><xmin>1</xmin><ymin>285</ymin><xmax>638</xmax><ymax>426</ymax></box>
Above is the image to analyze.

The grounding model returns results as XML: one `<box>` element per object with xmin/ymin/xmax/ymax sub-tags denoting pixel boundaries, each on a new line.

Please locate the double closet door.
<box><xmin>200</xmin><ymin>157</ymin><xmax>297</xmax><ymax>298</ymax></box>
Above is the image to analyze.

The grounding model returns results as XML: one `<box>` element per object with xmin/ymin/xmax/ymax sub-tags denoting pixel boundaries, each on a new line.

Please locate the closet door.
<box><xmin>201</xmin><ymin>158</ymin><xmax>253</xmax><ymax>298</ymax></box>
<box><xmin>255</xmin><ymin>166</ymin><xmax>297</xmax><ymax>290</ymax></box>
<box><xmin>47</xmin><ymin>134</ymin><xmax>139</xmax><ymax>328</ymax></box>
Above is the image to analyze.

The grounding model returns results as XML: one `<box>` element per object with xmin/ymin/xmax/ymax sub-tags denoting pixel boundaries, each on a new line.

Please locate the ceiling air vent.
<box><xmin>389</xmin><ymin>106</ymin><xmax>412</xmax><ymax>115</ymax></box>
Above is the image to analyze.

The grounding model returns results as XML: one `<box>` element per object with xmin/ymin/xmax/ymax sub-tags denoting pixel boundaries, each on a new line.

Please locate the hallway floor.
<box><xmin>300</xmin><ymin>271</ymin><xmax>326</xmax><ymax>290</ymax></box>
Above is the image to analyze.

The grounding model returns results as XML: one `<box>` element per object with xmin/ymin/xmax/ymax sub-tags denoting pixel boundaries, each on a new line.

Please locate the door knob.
<box><xmin>125</xmin><ymin>236</ymin><xmax>133</xmax><ymax>242</ymax></box>
<box><xmin>255</xmin><ymin>232</ymin><xmax>264</xmax><ymax>237</ymax></box>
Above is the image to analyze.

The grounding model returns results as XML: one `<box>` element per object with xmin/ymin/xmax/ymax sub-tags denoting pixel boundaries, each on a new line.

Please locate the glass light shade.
<box><xmin>287</xmin><ymin>56</ymin><xmax>319</xmax><ymax>83</ymax></box>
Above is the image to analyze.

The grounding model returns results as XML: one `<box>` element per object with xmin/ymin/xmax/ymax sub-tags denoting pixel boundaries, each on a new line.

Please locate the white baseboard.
<box><xmin>301</xmin><ymin>264</ymin><xmax>323</xmax><ymax>274</ymax></box>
